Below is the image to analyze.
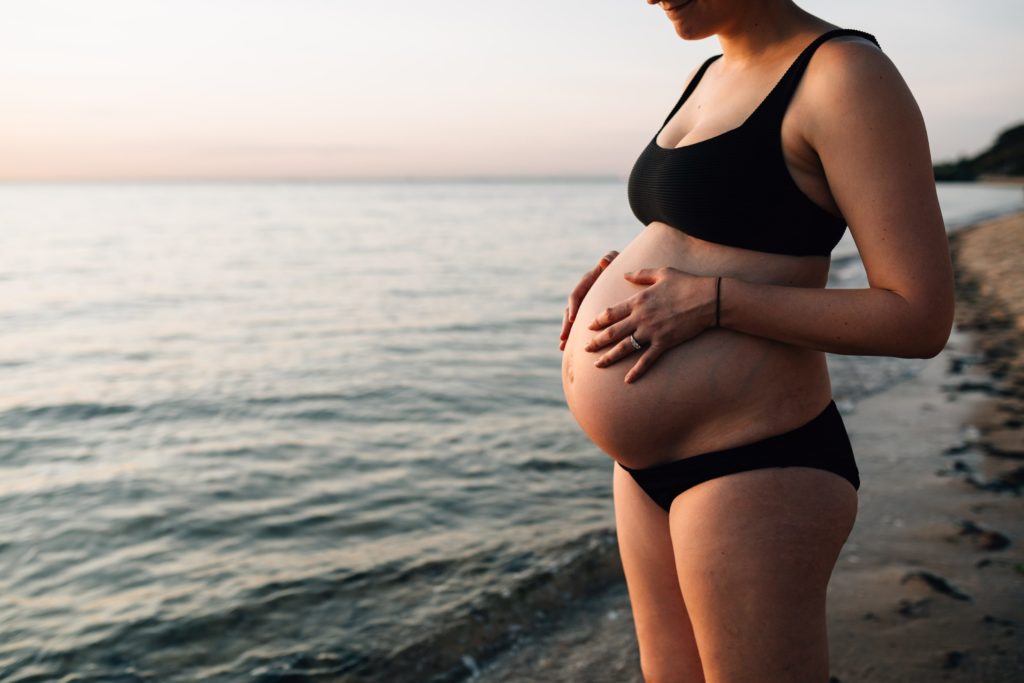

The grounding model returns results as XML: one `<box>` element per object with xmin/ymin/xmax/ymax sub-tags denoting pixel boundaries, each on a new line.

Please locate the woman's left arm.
<box><xmin>587</xmin><ymin>40</ymin><xmax>955</xmax><ymax>383</ymax></box>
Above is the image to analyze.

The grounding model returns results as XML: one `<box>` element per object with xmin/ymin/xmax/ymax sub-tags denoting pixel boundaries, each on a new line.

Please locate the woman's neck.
<box><xmin>714</xmin><ymin>2</ymin><xmax>827</xmax><ymax>67</ymax></box>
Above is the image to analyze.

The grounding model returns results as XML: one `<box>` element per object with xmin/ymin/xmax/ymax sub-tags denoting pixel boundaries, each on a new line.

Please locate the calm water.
<box><xmin>1</xmin><ymin>180</ymin><xmax>1021</xmax><ymax>682</ymax></box>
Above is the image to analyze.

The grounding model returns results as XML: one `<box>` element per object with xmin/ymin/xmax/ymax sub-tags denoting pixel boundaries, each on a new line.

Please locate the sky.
<box><xmin>1</xmin><ymin>0</ymin><xmax>1022</xmax><ymax>181</ymax></box>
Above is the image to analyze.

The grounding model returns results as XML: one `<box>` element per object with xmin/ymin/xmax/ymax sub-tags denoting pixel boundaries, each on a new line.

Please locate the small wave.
<box><xmin>181</xmin><ymin>442</ymin><xmax>310</xmax><ymax>460</ymax></box>
<box><xmin>0</xmin><ymin>401</ymin><xmax>135</xmax><ymax>427</ymax></box>
<box><xmin>0</xmin><ymin>398</ymin><xmax>251</xmax><ymax>429</ymax></box>
<box><xmin>271</xmin><ymin>384</ymin><xmax>522</xmax><ymax>424</ymax></box>
<box><xmin>246</xmin><ymin>391</ymin><xmax>354</xmax><ymax>406</ymax></box>
<box><xmin>0</xmin><ymin>436</ymin><xmax>76</xmax><ymax>465</ymax></box>
<box><xmin>380</xmin><ymin>315</ymin><xmax>554</xmax><ymax>337</ymax></box>
<box><xmin>514</xmin><ymin>457</ymin><xmax>584</xmax><ymax>473</ymax></box>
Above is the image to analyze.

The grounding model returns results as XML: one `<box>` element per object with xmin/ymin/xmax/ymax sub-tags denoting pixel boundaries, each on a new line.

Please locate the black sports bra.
<box><xmin>627</xmin><ymin>28</ymin><xmax>881</xmax><ymax>257</ymax></box>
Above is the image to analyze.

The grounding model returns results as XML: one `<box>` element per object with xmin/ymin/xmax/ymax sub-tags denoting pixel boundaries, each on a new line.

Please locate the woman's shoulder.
<box><xmin>797</xmin><ymin>30</ymin><xmax>919</xmax><ymax>133</ymax></box>
<box><xmin>803</xmin><ymin>31</ymin><xmax>903</xmax><ymax>101</ymax></box>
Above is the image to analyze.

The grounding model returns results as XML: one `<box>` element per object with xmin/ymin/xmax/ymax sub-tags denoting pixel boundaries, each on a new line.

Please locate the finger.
<box><xmin>559</xmin><ymin>306</ymin><xmax>572</xmax><ymax>350</ymax></box>
<box><xmin>623</xmin><ymin>268</ymin><xmax>661</xmax><ymax>285</ymax></box>
<box><xmin>583</xmin><ymin>318</ymin><xmax>633</xmax><ymax>352</ymax></box>
<box><xmin>588</xmin><ymin>301</ymin><xmax>632</xmax><ymax>330</ymax></box>
<box><xmin>566</xmin><ymin>267</ymin><xmax>600</xmax><ymax>319</ymax></box>
<box><xmin>571</xmin><ymin>251</ymin><xmax>618</xmax><ymax>312</ymax></box>
<box><xmin>593</xmin><ymin>336</ymin><xmax>638</xmax><ymax>369</ymax></box>
<box><xmin>624</xmin><ymin>344</ymin><xmax>665</xmax><ymax>384</ymax></box>
<box><xmin>570</xmin><ymin>271</ymin><xmax>597</xmax><ymax>306</ymax></box>
<box><xmin>563</xmin><ymin>251</ymin><xmax>620</xmax><ymax>345</ymax></box>
<box><xmin>599</xmin><ymin>250</ymin><xmax>619</xmax><ymax>268</ymax></box>
<box><xmin>559</xmin><ymin>305</ymin><xmax>572</xmax><ymax>342</ymax></box>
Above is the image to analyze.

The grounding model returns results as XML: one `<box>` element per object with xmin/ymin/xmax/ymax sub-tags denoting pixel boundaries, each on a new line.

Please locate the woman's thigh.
<box><xmin>668</xmin><ymin>466</ymin><xmax>858</xmax><ymax>683</ymax></box>
<box><xmin>613</xmin><ymin>462</ymin><xmax>705</xmax><ymax>683</ymax></box>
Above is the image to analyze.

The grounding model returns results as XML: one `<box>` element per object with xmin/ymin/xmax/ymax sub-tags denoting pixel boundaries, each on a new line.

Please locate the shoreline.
<box><xmin>975</xmin><ymin>175</ymin><xmax>1024</xmax><ymax>187</ymax></box>
<box><xmin>469</xmin><ymin>211</ymin><xmax>1024</xmax><ymax>682</ymax></box>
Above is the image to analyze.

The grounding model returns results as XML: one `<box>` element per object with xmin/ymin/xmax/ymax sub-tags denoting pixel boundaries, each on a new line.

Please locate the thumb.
<box><xmin>624</xmin><ymin>268</ymin><xmax>658</xmax><ymax>284</ymax></box>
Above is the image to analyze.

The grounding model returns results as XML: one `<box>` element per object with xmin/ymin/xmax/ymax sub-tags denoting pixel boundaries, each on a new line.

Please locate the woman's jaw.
<box><xmin>658</xmin><ymin>0</ymin><xmax>718</xmax><ymax>41</ymax></box>
<box><xmin>654</xmin><ymin>0</ymin><xmax>804</xmax><ymax>43</ymax></box>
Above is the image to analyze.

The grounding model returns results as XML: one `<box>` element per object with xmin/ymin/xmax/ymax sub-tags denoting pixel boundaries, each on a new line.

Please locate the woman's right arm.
<box><xmin>559</xmin><ymin>250</ymin><xmax>619</xmax><ymax>351</ymax></box>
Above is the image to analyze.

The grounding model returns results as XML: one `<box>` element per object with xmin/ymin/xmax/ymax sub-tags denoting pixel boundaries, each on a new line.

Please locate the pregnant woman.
<box><xmin>559</xmin><ymin>1</ymin><xmax>954</xmax><ymax>681</ymax></box>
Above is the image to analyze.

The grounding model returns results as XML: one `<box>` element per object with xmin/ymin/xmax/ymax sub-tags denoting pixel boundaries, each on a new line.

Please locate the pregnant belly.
<box><xmin>561</xmin><ymin>224</ymin><xmax>833</xmax><ymax>469</ymax></box>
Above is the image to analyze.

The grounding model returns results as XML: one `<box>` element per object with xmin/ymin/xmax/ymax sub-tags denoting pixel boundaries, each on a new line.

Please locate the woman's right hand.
<box><xmin>560</xmin><ymin>250</ymin><xmax>619</xmax><ymax>351</ymax></box>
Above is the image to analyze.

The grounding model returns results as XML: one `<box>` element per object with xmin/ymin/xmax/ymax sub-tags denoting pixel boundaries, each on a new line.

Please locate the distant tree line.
<box><xmin>934</xmin><ymin>122</ymin><xmax>1024</xmax><ymax>181</ymax></box>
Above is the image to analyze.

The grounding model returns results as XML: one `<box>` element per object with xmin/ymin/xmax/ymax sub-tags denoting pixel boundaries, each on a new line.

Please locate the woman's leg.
<box><xmin>613</xmin><ymin>462</ymin><xmax>705</xmax><ymax>683</ymax></box>
<box><xmin>668</xmin><ymin>466</ymin><xmax>858</xmax><ymax>683</ymax></box>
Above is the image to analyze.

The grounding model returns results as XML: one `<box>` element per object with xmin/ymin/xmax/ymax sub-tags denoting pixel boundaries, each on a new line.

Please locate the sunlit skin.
<box><xmin>558</xmin><ymin>0</ymin><xmax>954</xmax><ymax>681</ymax></box>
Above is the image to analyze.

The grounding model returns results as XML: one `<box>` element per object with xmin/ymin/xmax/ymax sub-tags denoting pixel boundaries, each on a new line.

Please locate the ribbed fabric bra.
<box><xmin>626</xmin><ymin>28</ymin><xmax>881</xmax><ymax>257</ymax></box>
<box><xmin>618</xmin><ymin>29</ymin><xmax>878</xmax><ymax>513</ymax></box>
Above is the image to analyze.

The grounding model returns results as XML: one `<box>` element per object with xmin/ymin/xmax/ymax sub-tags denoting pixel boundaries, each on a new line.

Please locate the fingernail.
<box><xmin>593</xmin><ymin>359</ymin><xmax>603</xmax><ymax>367</ymax></box>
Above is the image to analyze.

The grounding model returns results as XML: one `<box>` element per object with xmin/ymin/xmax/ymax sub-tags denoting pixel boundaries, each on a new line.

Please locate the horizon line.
<box><xmin>0</xmin><ymin>174</ymin><xmax>627</xmax><ymax>185</ymax></box>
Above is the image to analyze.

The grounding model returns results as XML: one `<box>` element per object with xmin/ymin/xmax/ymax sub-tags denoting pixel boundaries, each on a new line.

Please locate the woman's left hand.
<box><xmin>584</xmin><ymin>267</ymin><xmax>717</xmax><ymax>383</ymax></box>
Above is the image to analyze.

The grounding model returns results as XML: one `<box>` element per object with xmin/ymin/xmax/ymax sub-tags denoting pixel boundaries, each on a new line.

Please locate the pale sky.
<box><xmin>1</xmin><ymin>0</ymin><xmax>1021</xmax><ymax>180</ymax></box>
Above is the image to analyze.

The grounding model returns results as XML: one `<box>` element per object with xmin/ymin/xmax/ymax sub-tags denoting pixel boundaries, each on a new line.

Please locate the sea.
<box><xmin>1</xmin><ymin>179</ymin><xmax>1021</xmax><ymax>682</ymax></box>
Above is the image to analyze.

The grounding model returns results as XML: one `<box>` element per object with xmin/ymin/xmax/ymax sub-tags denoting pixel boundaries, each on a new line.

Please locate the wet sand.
<box><xmin>471</xmin><ymin>212</ymin><xmax>1024</xmax><ymax>682</ymax></box>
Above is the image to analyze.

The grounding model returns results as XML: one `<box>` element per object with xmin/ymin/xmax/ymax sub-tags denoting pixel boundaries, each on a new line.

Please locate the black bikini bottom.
<box><xmin>618</xmin><ymin>400</ymin><xmax>860</xmax><ymax>513</ymax></box>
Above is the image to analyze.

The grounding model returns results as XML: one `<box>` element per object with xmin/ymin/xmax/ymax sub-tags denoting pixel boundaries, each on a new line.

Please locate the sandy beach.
<box><xmin>472</xmin><ymin>211</ymin><xmax>1024</xmax><ymax>682</ymax></box>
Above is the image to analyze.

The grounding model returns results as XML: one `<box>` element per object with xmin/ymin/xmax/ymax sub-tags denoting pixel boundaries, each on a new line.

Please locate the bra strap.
<box><xmin>658</xmin><ymin>54</ymin><xmax>724</xmax><ymax>130</ymax></box>
<box><xmin>755</xmin><ymin>28</ymin><xmax>881</xmax><ymax>126</ymax></box>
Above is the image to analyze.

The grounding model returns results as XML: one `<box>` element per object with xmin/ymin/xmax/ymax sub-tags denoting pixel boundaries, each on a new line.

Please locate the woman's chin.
<box><xmin>670</xmin><ymin>21</ymin><xmax>713</xmax><ymax>41</ymax></box>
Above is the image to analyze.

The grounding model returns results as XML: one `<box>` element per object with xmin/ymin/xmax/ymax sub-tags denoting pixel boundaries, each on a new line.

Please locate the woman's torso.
<box><xmin>561</xmin><ymin>28</ymin><xmax>879</xmax><ymax>469</ymax></box>
<box><xmin>561</xmin><ymin>225</ymin><xmax>833</xmax><ymax>469</ymax></box>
